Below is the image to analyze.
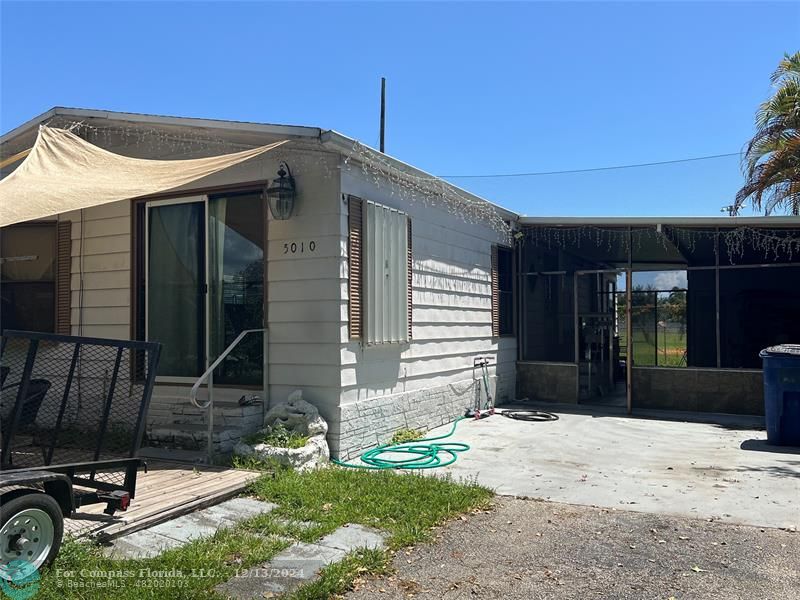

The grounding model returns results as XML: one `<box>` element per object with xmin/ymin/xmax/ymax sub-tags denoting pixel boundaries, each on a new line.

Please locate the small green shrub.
<box><xmin>390</xmin><ymin>427</ymin><xmax>423</xmax><ymax>445</ymax></box>
<box><xmin>243</xmin><ymin>422</ymin><xmax>308</xmax><ymax>449</ymax></box>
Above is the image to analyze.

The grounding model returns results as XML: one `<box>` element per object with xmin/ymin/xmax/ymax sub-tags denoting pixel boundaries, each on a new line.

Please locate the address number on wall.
<box><xmin>283</xmin><ymin>241</ymin><xmax>317</xmax><ymax>254</ymax></box>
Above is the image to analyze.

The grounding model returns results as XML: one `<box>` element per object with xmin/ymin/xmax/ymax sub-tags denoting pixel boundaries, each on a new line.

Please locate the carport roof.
<box><xmin>519</xmin><ymin>215</ymin><xmax>800</xmax><ymax>227</ymax></box>
<box><xmin>520</xmin><ymin>215</ymin><xmax>800</xmax><ymax>269</ymax></box>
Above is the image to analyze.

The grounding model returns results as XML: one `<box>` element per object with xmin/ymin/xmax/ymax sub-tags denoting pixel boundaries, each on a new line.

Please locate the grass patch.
<box><xmin>248</xmin><ymin>466</ymin><xmax>493</xmax><ymax>548</ymax></box>
<box><xmin>242</xmin><ymin>423</ymin><xmax>309</xmax><ymax>449</ymax></box>
<box><xmin>285</xmin><ymin>548</ymin><xmax>390</xmax><ymax>600</ymax></box>
<box><xmin>33</xmin><ymin>526</ymin><xmax>288</xmax><ymax>599</ymax></box>
<box><xmin>620</xmin><ymin>329</ymin><xmax>687</xmax><ymax>367</ymax></box>
<box><xmin>389</xmin><ymin>427</ymin><xmax>423</xmax><ymax>445</ymax></box>
<box><xmin>32</xmin><ymin>466</ymin><xmax>491</xmax><ymax>599</ymax></box>
<box><xmin>231</xmin><ymin>454</ymin><xmax>282</xmax><ymax>472</ymax></box>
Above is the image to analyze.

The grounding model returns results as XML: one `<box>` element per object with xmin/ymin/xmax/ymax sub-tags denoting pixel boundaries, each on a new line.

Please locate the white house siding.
<box><xmin>10</xmin><ymin>128</ymin><xmax>515</xmax><ymax>457</ymax></box>
<box><xmin>49</xmin><ymin>140</ymin><xmax>345</xmax><ymax>453</ymax></box>
<box><xmin>336</xmin><ymin>168</ymin><xmax>517</xmax><ymax>458</ymax></box>
<box><xmin>60</xmin><ymin>200</ymin><xmax>131</xmax><ymax>340</ymax></box>
<box><xmin>144</xmin><ymin>150</ymin><xmax>346</xmax><ymax>451</ymax></box>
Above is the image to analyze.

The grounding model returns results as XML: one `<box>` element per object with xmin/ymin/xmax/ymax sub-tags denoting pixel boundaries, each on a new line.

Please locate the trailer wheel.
<box><xmin>0</xmin><ymin>492</ymin><xmax>63</xmax><ymax>577</ymax></box>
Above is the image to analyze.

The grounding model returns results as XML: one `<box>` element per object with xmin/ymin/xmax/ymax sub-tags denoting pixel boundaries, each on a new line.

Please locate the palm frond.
<box><xmin>737</xmin><ymin>52</ymin><xmax>800</xmax><ymax>215</ymax></box>
<box><xmin>771</xmin><ymin>51</ymin><xmax>800</xmax><ymax>85</ymax></box>
<box><xmin>755</xmin><ymin>80</ymin><xmax>800</xmax><ymax>128</ymax></box>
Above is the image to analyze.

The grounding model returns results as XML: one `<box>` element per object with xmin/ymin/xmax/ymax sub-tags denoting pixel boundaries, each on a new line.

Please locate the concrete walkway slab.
<box><xmin>215</xmin><ymin>523</ymin><xmax>388</xmax><ymax>599</ymax></box>
<box><xmin>428</xmin><ymin>408</ymin><xmax>800</xmax><ymax>529</ymax></box>
<box><xmin>103</xmin><ymin>497</ymin><xmax>277</xmax><ymax>559</ymax></box>
<box><xmin>216</xmin><ymin>542</ymin><xmax>347</xmax><ymax>599</ymax></box>
<box><xmin>148</xmin><ymin>511</ymin><xmax>220</xmax><ymax>543</ymax></box>
<box><xmin>201</xmin><ymin>498</ymin><xmax>279</xmax><ymax>526</ymax></box>
<box><xmin>102</xmin><ymin>528</ymin><xmax>184</xmax><ymax>559</ymax></box>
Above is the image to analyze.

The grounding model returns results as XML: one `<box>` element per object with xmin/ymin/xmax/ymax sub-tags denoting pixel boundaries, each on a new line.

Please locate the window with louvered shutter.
<box><xmin>491</xmin><ymin>245</ymin><xmax>500</xmax><ymax>336</ymax></box>
<box><xmin>364</xmin><ymin>201</ymin><xmax>408</xmax><ymax>344</ymax></box>
<box><xmin>491</xmin><ymin>244</ymin><xmax>514</xmax><ymax>337</ymax></box>
<box><xmin>348</xmin><ymin>196</ymin><xmax>364</xmax><ymax>339</ymax></box>
<box><xmin>407</xmin><ymin>217</ymin><xmax>413</xmax><ymax>340</ymax></box>
<box><xmin>348</xmin><ymin>196</ymin><xmax>410</xmax><ymax>344</ymax></box>
<box><xmin>55</xmin><ymin>221</ymin><xmax>72</xmax><ymax>334</ymax></box>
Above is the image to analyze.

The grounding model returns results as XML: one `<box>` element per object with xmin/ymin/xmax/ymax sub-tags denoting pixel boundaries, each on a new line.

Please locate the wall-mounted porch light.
<box><xmin>264</xmin><ymin>162</ymin><xmax>295</xmax><ymax>220</ymax></box>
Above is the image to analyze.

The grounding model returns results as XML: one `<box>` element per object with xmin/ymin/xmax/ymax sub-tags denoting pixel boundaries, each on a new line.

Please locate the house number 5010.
<box><xmin>283</xmin><ymin>241</ymin><xmax>316</xmax><ymax>254</ymax></box>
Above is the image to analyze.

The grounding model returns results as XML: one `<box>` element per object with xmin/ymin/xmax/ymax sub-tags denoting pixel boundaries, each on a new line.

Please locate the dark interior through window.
<box><xmin>0</xmin><ymin>224</ymin><xmax>57</xmax><ymax>333</ymax></box>
<box><xmin>497</xmin><ymin>246</ymin><xmax>514</xmax><ymax>336</ymax></box>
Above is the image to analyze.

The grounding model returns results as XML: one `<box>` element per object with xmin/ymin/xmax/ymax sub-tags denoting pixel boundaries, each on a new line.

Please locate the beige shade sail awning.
<box><xmin>0</xmin><ymin>126</ymin><xmax>287</xmax><ymax>227</ymax></box>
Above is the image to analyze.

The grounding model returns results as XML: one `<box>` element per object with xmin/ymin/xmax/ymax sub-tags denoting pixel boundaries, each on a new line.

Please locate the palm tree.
<box><xmin>735</xmin><ymin>51</ymin><xmax>800</xmax><ymax>215</ymax></box>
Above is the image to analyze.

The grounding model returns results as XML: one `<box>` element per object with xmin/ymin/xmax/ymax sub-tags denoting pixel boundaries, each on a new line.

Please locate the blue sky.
<box><xmin>1</xmin><ymin>1</ymin><xmax>798</xmax><ymax>217</ymax></box>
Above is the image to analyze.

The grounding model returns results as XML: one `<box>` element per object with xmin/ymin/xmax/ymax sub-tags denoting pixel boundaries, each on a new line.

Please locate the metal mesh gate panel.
<box><xmin>0</xmin><ymin>331</ymin><xmax>160</xmax><ymax>471</ymax></box>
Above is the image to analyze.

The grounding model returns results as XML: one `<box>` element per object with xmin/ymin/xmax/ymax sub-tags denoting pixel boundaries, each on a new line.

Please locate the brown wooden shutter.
<box><xmin>490</xmin><ymin>244</ymin><xmax>499</xmax><ymax>337</ymax></box>
<box><xmin>55</xmin><ymin>220</ymin><xmax>72</xmax><ymax>335</ymax></box>
<box><xmin>348</xmin><ymin>196</ymin><xmax>363</xmax><ymax>339</ymax></box>
<box><xmin>407</xmin><ymin>217</ymin><xmax>413</xmax><ymax>340</ymax></box>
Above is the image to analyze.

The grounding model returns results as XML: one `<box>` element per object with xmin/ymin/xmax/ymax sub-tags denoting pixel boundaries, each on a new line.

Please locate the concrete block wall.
<box><xmin>335</xmin><ymin>375</ymin><xmax>510</xmax><ymax>459</ymax></box>
<box><xmin>145</xmin><ymin>387</ymin><xmax>265</xmax><ymax>454</ymax></box>
<box><xmin>632</xmin><ymin>367</ymin><xmax>764</xmax><ymax>415</ymax></box>
<box><xmin>517</xmin><ymin>362</ymin><xmax>578</xmax><ymax>404</ymax></box>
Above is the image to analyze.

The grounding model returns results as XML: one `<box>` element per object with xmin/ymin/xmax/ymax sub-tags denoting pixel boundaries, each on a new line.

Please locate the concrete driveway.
<box><xmin>429</xmin><ymin>406</ymin><xmax>799</xmax><ymax>530</ymax></box>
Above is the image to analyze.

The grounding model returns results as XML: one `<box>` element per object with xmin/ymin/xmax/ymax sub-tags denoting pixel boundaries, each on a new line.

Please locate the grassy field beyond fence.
<box><xmin>619</xmin><ymin>326</ymin><xmax>687</xmax><ymax>367</ymax></box>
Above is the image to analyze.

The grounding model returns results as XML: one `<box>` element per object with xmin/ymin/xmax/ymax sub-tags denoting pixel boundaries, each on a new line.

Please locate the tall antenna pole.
<box><xmin>379</xmin><ymin>77</ymin><xmax>386</xmax><ymax>153</ymax></box>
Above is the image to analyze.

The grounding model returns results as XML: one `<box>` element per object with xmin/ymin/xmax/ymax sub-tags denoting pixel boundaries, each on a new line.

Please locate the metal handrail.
<box><xmin>189</xmin><ymin>328</ymin><xmax>268</xmax><ymax>463</ymax></box>
<box><xmin>190</xmin><ymin>328</ymin><xmax>266</xmax><ymax>409</ymax></box>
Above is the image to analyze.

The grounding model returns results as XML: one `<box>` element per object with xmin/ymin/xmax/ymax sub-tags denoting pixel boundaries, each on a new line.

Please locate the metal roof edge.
<box><xmin>0</xmin><ymin>107</ymin><xmax>58</xmax><ymax>146</ymax></box>
<box><xmin>1</xmin><ymin>107</ymin><xmax>321</xmax><ymax>147</ymax></box>
<box><xmin>320</xmin><ymin>130</ymin><xmax>520</xmax><ymax>222</ymax></box>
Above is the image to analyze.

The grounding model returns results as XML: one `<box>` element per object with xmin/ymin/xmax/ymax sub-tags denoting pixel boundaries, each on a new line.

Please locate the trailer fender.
<box><xmin>0</xmin><ymin>471</ymin><xmax>74</xmax><ymax>516</ymax></box>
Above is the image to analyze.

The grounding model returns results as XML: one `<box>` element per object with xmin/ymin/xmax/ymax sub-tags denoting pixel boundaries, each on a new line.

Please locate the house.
<box><xmin>3</xmin><ymin>108</ymin><xmax>800</xmax><ymax>462</ymax></box>
<box><xmin>0</xmin><ymin>108</ymin><xmax>518</xmax><ymax>459</ymax></box>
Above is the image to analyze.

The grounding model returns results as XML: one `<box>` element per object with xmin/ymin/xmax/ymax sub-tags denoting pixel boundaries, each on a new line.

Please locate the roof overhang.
<box><xmin>2</xmin><ymin>108</ymin><xmax>517</xmax><ymax>227</ymax></box>
<box><xmin>0</xmin><ymin>106</ymin><xmax>321</xmax><ymax>149</ymax></box>
<box><xmin>320</xmin><ymin>130</ymin><xmax>520</xmax><ymax>223</ymax></box>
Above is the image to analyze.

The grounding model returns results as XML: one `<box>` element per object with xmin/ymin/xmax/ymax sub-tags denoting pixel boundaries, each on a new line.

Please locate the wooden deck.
<box><xmin>65</xmin><ymin>460</ymin><xmax>261</xmax><ymax>541</ymax></box>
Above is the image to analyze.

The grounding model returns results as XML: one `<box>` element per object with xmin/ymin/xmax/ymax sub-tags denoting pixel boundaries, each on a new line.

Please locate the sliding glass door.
<box><xmin>146</xmin><ymin>199</ymin><xmax>207</xmax><ymax>377</ymax></box>
<box><xmin>207</xmin><ymin>191</ymin><xmax>264</xmax><ymax>384</ymax></box>
<box><xmin>144</xmin><ymin>192</ymin><xmax>264</xmax><ymax>382</ymax></box>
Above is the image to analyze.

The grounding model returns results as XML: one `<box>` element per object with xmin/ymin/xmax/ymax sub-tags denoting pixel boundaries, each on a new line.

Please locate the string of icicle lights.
<box><xmin>524</xmin><ymin>225</ymin><xmax>800</xmax><ymax>264</ymax></box>
<box><xmin>61</xmin><ymin>120</ymin><xmax>253</xmax><ymax>153</ymax></box>
<box><xmin>340</xmin><ymin>140</ymin><xmax>511</xmax><ymax>237</ymax></box>
<box><xmin>53</xmin><ymin>119</ymin><xmax>512</xmax><ymax>238</ymax></box>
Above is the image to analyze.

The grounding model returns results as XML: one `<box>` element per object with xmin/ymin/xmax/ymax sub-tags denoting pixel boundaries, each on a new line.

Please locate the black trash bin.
<box><xmin>759</xmin><ymin>344</ymin><xmax>800</xmax><ymax>446</ymax></box>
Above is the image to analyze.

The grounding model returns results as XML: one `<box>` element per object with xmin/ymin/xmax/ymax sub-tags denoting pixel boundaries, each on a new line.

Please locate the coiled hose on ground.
<box><xmin>502</xmin><ymin>410</ymin><xmax>559</xmax><ymax>422</ymax></box>
<box><xmin>332</xmin><ymin>409</ymin><xmax>560</xmax><ymax>470</ymax></box>
<box><xmin>332</xmin><ymin>417</ymin><xmax>470</xmax><ymax>470</ymax></box>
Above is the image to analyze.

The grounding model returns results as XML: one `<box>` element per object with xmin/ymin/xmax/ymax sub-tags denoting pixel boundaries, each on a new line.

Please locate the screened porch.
<box><xmin>515</xmin><ymin>217</ymin><xmax>800</xmax><ymax>414</ymax></box>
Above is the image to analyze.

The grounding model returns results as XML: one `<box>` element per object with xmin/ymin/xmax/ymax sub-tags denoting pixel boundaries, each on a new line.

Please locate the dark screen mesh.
<box><xmin>0</xmin><ymin>332</ymin><xmax>159</xmax><ymax>470</ymax></box>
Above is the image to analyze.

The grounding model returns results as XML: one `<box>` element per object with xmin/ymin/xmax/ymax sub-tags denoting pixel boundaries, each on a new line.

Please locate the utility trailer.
<box><xmin>0</xmin><ymin>331</ymin><xmax>160</xmax><ymax>578</ymax></box>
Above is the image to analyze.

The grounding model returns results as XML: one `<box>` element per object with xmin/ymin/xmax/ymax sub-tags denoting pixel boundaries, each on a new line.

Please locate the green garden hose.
<box><xmin>332</xmin><ymin>417</ymin><xmax>470</xmax><ymax>470</ymax></box>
